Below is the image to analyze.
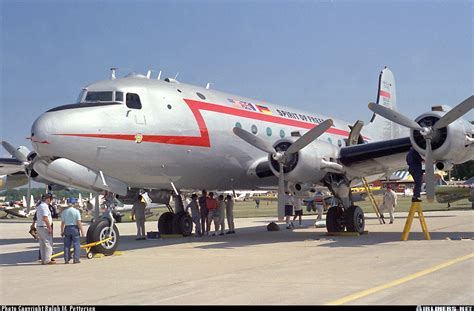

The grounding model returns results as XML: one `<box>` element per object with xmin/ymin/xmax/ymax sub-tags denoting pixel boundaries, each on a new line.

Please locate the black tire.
<box><xmin>158</xmin><ymin>212</ymin><xmax>174</xmax><ymax>234</ymax></box>
<box><xmin>172</xmin><ymin>212</ymin><xmax>193</xmax><ymax>236</ymax></box>
<box><xmin>326</xmin><ymin>206</ymin><xmax>345</xmax><ymax>232</ymax></box>
<box><xmin>86</xmin><ymin>219</ymin><xmax>100</xmax><ymax>243</ymax></box>
<box><xmin>178</xmin><ymin>213</ymin><xmax>193</xmax><ymax>236</ymax></box>
<box><xmin>344</xmin><ymin>205</ymin><xmax>365</xmax><ymax>233</ymax></box>
<box><xmin>88</xmin><ymin>219</ymin><xmax>120</xmax><ymax>255</ymax></box>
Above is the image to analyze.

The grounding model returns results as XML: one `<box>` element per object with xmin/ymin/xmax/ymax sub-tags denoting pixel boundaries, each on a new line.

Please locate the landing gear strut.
<box><xmin>324</xmin><ymin>174</ymin><xmax>365</xmax><ymax>234</ymax></box>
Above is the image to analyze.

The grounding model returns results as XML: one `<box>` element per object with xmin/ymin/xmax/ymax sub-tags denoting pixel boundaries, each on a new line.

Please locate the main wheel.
<box><xmin>172</xmin><ymin>212</ymin><xmax>193</xmax><ymax>236</ymax></box>
<box><xmin>344</xmin><ymin>205</ymin><xmax>365</xmax><ymax>233</ymax></box>
<box><xmin>177</xmin><ymin>213</ymin><xmax>193</xmax><ymax>237</ymax></box>
<box><xmin>158</xmin><ymin>212</ymin><xmax>174</xmax><ymax>234</ymax></box>
<box><xmin>326</xmin><ymin>206</ymin><xmax>345</xmax><ymax>232</ymax></box>
<box><xmin>88</xmin><ymin>219</ymin><xmax>120</xmax><ymax>256</ymax></box>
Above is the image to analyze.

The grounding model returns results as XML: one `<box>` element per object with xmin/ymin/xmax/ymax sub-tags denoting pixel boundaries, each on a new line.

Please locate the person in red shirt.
<box><xmin>206</xmin><ymin>192</ymin><xmax>219</xmax><ymax>236</ymax></box>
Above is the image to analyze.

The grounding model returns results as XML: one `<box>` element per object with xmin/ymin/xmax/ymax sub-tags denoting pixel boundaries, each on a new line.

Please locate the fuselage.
<box><xmin>31</xmin><ymin>73</ymin><xmax>373</xmax><ymax>190</ymax></box>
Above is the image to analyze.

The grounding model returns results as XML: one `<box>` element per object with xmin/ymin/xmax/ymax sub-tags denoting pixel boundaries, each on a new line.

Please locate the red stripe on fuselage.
<box><xmin>55</xmin><ymin>99</ymin><xmax>352</xmax><ymax>147</ymax></box>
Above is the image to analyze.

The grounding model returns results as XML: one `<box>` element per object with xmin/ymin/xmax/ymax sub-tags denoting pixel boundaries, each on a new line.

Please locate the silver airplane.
<box><xmin>1</xmin><ymin>67</ymin><xmax>472</xmax><ymax>255</ymax></box>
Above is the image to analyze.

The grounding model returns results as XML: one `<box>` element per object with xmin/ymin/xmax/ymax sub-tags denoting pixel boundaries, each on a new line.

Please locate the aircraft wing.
<box><xmin>339</xmin><ymin>137</ymin><xmax>411</xmax><ymax>178</ymax></box>
<box><xmin>0</xmin><ymin>158</ymin><xmax>24</xmax><ymax>175</ymax></box>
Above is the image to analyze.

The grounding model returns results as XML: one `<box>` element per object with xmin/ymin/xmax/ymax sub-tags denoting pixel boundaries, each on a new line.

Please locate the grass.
<box><xmin>90</xmin><ymin>195</ymin><xmax>473</xmax><ymax>223</ymax></box>
<box><xmin>1</xmin><ymin>195</ymin><xmax>471</xmax><ymax>224</ymax></box>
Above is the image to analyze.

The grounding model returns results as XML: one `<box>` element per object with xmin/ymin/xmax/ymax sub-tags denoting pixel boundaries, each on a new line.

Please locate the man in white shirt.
<box><xmin>292</xmin><ymin>196</ymin><xmax>303</xmax><ymax>227</ymax></box>
<box><xmin>380</xmin><ymin>185</ymin><xmax>397</xmax><ymax>224</ymax></box>
<box><xmin>36</xmin><ymin>193</ymin><xmax>55</xmax><ymax>265</ymax></box>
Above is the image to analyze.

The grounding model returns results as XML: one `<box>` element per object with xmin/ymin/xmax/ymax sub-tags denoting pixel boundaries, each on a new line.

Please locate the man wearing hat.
<box><xmin>380</xmin><ymin>185</ymin><xmax>397</xmax><ymax>224</ymax></box>
<box><xmin>36</xmin><ymin>193</ymin><xmax>55</xmax><ymax>264</ymax></box>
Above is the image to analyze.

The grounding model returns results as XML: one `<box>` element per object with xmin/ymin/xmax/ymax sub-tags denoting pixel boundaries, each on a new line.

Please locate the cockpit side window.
<box><xmin>115</xmin><ymin>91</ymin><xmax>123</xmax><ymax>102</ymax></box>
<box><xmin>126</xmin><ymin>93</ymin><xmax>142</xmax><ymax>109</ymax></box>
<box><xmin>85</xmin><ymin>91</ymin><xmax>113</xmax><ymax>102</ymax></box>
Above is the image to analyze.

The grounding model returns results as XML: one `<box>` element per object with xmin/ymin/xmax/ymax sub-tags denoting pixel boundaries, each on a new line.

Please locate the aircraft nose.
<box><xmin>30</xmin><ymin>112</ymin><xmax>53</xmax><ymax>155</ymax></box>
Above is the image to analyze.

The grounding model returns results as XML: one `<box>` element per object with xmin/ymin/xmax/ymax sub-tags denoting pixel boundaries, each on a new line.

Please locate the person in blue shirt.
<box><xmin>61</xmin><ymin>205</ymin><xmax>85</xmax><ymax>264</ymax></box>
<box><xmin>406</xmin><ymin>147</ymin><xmax>423</xmax><ymax>202</ymax></box>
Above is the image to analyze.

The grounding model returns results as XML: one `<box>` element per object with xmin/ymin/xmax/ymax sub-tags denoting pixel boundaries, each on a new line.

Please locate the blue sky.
<box><xmin>1</xmin><ymin>0</ymin><xmax>472</xmax><ymax>154</ymax></box>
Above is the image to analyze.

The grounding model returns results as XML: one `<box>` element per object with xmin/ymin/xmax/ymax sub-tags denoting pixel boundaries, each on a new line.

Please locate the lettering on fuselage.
<box><xmin>275</xmin><ymin>109</ymin><xmax>326</xmax><ymax>124</ymax></box>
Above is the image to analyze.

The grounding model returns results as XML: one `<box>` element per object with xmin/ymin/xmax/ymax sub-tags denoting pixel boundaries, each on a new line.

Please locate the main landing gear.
<box><xmin>157</xmin><ymin>194</ymin><xmax>193</xmax><ymax>236</ymax></box>
<box><xmin>324</xmin><ymin>174</ymin><xmax>366</xmax><ymax>234</ymax></box>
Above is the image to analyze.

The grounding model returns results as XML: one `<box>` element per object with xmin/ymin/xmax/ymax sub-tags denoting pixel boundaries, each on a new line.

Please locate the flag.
<box><xmin>228</xmin><ymin>98</ymin><xmax>257</xmax><ymax>111</ymax></box>
<box><xmin>255</xmin><ymin>104</ymin><xmax>272</xmax><ymax>115</ymax></box>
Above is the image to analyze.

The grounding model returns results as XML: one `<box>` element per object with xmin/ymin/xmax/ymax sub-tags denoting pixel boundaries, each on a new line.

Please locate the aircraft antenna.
<box><xmin>206</xmin><ymin>83</ymin><xmax>212</xmax><ymax>89</ymax></box>
<box><xmin>174</xmin><ymin>72</ymin><xmax>180</xmax><ymax>80</ymax></box>
<box><xmin>110</xmin><ymin>67</ymin><xmax>117</xmax><ymax>80</ymax></box>
<box><xmin>146</xmin><ymin>70</ymin><xmax>152</xmax><ymax>79</ymax></box>
<box><xmin>157</xmin><ymin>70</ymin><xmax>162</xmax><ymax>80</ymax></box>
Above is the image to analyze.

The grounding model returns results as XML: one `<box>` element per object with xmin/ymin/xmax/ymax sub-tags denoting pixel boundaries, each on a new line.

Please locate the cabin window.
<box><xmin>196</xmin><ymin>92</ymin><xmax>206</xmax><ymax>100</ymax></box>
<box><xmin>279</xmin><ymin>129</ymin><xmax>285</xmax><ymax>138</ymax></box>
<box><xmin>235</xmin><ymin>122</ymin><xmax>242</xmax><ymax>129</ymax></box>
<box><xmin>327</xmin><ymin>137</ymin><xmax>333</xmax><ymax>145</ymax></box>
<box><xmin>126</xmin><ymin>93</ymin><xmax>142</xmax><ymax>109</ymax></box>
<box><xmin>251</xmin><ymin>125</ymin><xmax>258</xmax><ymax>134</ymax></box>
<box><xmin>266</xmin><ymin>127</ymin><xmax>272</xmax><ymax>137</ymax></box>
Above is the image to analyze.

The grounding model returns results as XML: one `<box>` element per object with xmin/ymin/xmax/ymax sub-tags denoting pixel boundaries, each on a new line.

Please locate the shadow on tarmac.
<box><xmin>1</xmin><ymin>215</ymin><xmax>472</xmax><ymax>267</ymax></box>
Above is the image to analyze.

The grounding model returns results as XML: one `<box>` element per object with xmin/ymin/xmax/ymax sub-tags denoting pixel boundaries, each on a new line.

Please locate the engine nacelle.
<box><xmin>33</xmin><ymin>158</ymin><xmax>128</xmax><ymax>195</ymax></box>
<box><xmin>411</xmin><ymin>112</ymin><xmax>474</xmax><ymax>164</ymax></box>
<box><xmin>269</xmin><ymin>139</ymin><xmax>341</xmax><ymax>184</ymax></box>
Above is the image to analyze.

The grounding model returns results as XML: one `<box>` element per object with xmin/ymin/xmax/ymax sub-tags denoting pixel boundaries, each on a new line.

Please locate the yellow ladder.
<box><xmin>401</xmin><ymin>201</ymin><xmax>431</xmax><ymax>241</ymax></box>
<box><xmin>362</xmin><ymin>178</ymin><xmax>383</xmax><ymax>224</ymax></box>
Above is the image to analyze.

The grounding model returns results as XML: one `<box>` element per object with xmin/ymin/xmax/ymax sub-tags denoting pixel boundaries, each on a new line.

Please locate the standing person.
<box><xmin>131</xmin><ymin>194</ymin><xmax>147</xmax><ymax>240</ymax></box>
<box><xmin>61</xmin><ymin>205</ymin><xmax>85</xmax><ymax>264</ymax></box>
<box><xmin>255</xmin><ymin>198</ymin><xmax>260</xmax><ymax>209</ymax></box>
<box><xmin>217</xmin><ymin>195</ymin><xmax>226</xmax><ymax>236</ymax></box>
<box><xmin>199</xmin><ymin>190</ymin><xmax>209</xmax><ymax>236</ymax></box>
<box><xmin>31</xmin><ymin>198</ymin><xmax>60</xmax><ymax>262</ymax></box>
<box><xmin>284</xmin><ymin>192</ymin><xmax>295</xmax><ymax>229</ymax></box>
<box><xmin>186</xmin><ymin>194</ymin><xmax>202</xmax><ymax>237</ymax></box>
<box><xmin>406</xmin><ymin>147</ymin><xmax>423</xmax><ymax>202</ymax></box>
<box><xmin>380</xmin><ymin>185</ymin><xmax>398</xmax><ymax>224</ymax></box>
<box><xmin>314</xmin><ymin>191</ymin><xmax>327</xmax><ymax>222</ymax></box>
<box><xmin>292</xmin><ymin>196</ymin><xmax>303</xmax><ymax>227</ymax></box>
<box><xmin>206</xmin><ymin>192</ymin><xmax>219</xmax><ymax>236</ymax></box>
<box><xmin>36</xmin><ymin>193</ymin><xmax>55</xmax><ymax>265</ymax></box>
<box><xmin>225</xmin><ymin>195</ymin><xmax>235</xmax><ymax>234</ymax></box>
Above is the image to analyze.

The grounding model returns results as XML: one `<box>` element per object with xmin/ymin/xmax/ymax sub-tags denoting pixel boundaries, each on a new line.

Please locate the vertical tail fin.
<box><xmin>366</xmin><ymin>67</ymin><xmax>402</xmax><ymax>140</ymax></box>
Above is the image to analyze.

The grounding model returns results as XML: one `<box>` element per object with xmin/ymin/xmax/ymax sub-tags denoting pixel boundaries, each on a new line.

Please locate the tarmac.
<box><xmin>0</xmin><ymin>210</ymin><xmax>473</xmax><ymax>305</ymax></box>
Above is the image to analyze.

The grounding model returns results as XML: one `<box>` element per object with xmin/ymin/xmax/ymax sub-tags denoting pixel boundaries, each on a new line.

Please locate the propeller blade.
<box><xmin>277</xmin><ymin>162</ymin><xmax>285</xmax><ymax>219</ymax></box>
<box><xmin>368</xmin><ymin>102</ymin><xmax>423</xmax><ymax>131</ymax></box>
<box><xmin>286</xmin><ymin>119</ymin><xmax>334</xmax><ymax>154</ymax></box>
<box><xmin>424</xmin><ymin>138</ymin><xmax>435</xmax><ymax>203</ymax></box>
<box><xmin>433</xmin><ymin>96</ymin><xmax>474</xmax><ymax>130</ymax></box>
<box><xmin>233</xmin><ymin>127</ymin><xmax>275</xmax><ymax>154</ymax></box>
<box><xmin>1</xmin><ymin>141</ymin><xmax>27</xmax><ymax>162</ymax></box>
<box><xmin>26</xmin><ymin>174</ymin><xmax>32</xmax><ymax>212</ymax></box>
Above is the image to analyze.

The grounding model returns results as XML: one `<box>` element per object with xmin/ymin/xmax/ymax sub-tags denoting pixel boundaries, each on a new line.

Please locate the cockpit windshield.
<box><xmin>85</xmin><ymin>91</ymin><xmax>113</xmax><ymax>102</ymax></box>
<box><xmin>76</xmin><ymin>91</ymin><xmax>124</xmax><ymax>104</ymax></box>
<box><xmin>48</xmin><ymin>90</ymin><xmax>125</xmax><ymax>112</ymax></box>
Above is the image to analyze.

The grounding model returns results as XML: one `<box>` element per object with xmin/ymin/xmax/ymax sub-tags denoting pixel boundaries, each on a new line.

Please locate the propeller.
<box><xmin>368</xmin><ymin>95</ymin><xmax>474</xmax><ymax>202</ymax></box>
<box><xmin>1</xmin><ymin>141</ymin><xmax>35</xmax><ymax>211</ymax></box>
<box><xmin>233</xmin><ymin>119</ymin><xmax>334</xmax><ymax>216</ymax></box>
<box><xmin>1</xmin><ymin>141</ymin><xmax>28</xmax><ymax>163</ymax></box>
